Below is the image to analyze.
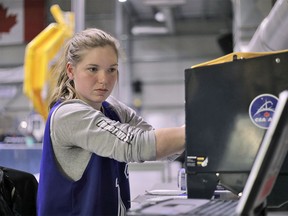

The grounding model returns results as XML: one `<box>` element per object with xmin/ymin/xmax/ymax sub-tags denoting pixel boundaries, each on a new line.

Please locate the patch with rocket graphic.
<box><xmin>249</xmin><ymin>94</ymin><xmax>278</xmax><ymax>129</ymax></box>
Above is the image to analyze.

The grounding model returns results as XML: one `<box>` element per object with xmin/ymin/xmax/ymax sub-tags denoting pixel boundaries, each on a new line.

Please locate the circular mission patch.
<box><xmin>249</xmin><ymin>94</ymin><xmax>278</xmax><ymax>129</ymax></box>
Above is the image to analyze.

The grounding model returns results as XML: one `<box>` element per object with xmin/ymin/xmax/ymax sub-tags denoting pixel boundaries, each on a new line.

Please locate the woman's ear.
<box><xmin>66</xmin><ymin>62</ymin><xmax>74</xmax><ymax>80</ymax></box>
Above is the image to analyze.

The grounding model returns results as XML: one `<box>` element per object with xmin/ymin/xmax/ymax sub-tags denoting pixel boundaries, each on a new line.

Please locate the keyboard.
<box><xmin>188</xmin><ymin>199</ymin><xmax>238</xmax><ymax>216</ymax></box>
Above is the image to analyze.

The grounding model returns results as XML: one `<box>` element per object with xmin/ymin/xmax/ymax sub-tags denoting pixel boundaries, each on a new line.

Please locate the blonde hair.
<box><xmin>48</xmin><ymin>28</ymin><xmax>120</xmax><ymax>109</ymax></box>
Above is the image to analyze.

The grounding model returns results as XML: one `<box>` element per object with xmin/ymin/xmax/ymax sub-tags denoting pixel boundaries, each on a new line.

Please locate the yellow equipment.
<box><xmin>23</xmin><ymin>5</ymin><xmax>74</xmax><ymax>120</ymax></box>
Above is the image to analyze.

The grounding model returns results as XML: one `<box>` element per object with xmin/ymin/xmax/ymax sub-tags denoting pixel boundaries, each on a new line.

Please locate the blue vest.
<box><xmin>37</xmin><ymin>101</ymin><xmax>131</xmax><ymax>216</ymax></box>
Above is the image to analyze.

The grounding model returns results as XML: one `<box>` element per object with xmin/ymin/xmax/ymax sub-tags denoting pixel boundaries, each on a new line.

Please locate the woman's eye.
<box><xmin>88</xmin><ymin>67</ymin><xmax>98</xmax><ymax>73</ymax></box>
<box><xmin>108</xmin><ymin>68</ymin><xmax>117</xmax><ymax>73</ymax></box>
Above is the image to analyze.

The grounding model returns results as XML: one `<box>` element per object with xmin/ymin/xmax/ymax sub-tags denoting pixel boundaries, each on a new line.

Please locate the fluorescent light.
<box><xmin>131</xmin><ymin>26</ymin><xmax>169</xmax><ymax>35</ymax></box>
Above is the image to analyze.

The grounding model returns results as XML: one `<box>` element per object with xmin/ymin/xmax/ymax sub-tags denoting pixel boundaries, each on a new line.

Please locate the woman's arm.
<box><xmin>155</xmin><ymin>126</ymin><xmax>185</xmax><ymax>160</ymax></box>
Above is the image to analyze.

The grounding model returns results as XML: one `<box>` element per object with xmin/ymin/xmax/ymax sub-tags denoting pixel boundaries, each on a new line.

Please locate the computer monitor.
<box><xmin>184</xmin><ymin>50</ymin><xmax>288</xmax><ymax>206</ymax></box>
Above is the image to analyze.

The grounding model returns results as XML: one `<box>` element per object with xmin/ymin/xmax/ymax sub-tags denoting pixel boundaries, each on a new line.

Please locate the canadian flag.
<box><xmin>0</xmin><ymin>0</ymin><xmax>45</xmax><ymax>45</ymax></box>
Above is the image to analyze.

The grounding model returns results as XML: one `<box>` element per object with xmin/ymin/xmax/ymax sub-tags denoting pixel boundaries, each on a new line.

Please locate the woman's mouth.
<box><xmin>95</xmin><ymin>88</ymin><xmax>108</xmax><ymax>94</ymax></box>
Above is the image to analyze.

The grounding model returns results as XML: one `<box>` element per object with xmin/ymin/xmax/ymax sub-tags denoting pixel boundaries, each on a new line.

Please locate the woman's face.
<box><xmin>66</xmin><ymin>45</ymin><xmax>118</xmax><ymax>110</ymax></box>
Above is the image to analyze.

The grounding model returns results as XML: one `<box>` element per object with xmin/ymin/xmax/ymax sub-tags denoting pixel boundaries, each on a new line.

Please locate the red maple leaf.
<box><xmin>0</xmin><ymin>3</ymin><xmax>17</xmax><ymax>33</ymax></box>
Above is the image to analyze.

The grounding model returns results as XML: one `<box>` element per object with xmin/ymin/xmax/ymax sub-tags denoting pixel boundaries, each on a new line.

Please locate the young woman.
<box><xmin>37</xmin><ymin>28</ymin><xmax>185</xmax><ymax>216</ymax></box>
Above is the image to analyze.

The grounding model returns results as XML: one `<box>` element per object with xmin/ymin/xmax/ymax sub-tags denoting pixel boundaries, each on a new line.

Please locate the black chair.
<box><xmin>0</xmin><ymin>166</ymin><xmax>38</xmax><ymax>216</ymax></box>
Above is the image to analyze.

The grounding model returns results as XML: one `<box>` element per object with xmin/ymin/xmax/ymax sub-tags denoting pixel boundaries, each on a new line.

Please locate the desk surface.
<box><xmin>129</xmin><ymin>182</ymin><xmax>288</xmax><ymax>216</ymax></box>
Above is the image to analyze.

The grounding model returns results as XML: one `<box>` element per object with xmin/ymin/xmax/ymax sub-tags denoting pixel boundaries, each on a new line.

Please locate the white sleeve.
<box><xmin>51</xmin><ymin>100</ymin><xmax>157</xmax><ymax>163</ymax></box>
<box><xmin>107</xmin><ymin>96</ymin><xmax>154</xmax><ymax>130</ymax></box>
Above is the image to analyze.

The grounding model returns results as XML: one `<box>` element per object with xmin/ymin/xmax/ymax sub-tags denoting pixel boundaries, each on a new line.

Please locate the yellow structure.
<box><xmin>23</xmin><ymin>5</ymin><xmax>74</xmax><ymax>120</ymax></box>
<box><xmin>192</xmin><ymin>49</ymin><xmax>288</xmax><ymax>68</ymax></box>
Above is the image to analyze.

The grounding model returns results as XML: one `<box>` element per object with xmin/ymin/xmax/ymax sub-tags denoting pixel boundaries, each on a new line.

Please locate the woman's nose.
<box><xmin>98</xmin><ymin>70</ymin><xmax>107</xmax><ymax>83</ymax></box>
